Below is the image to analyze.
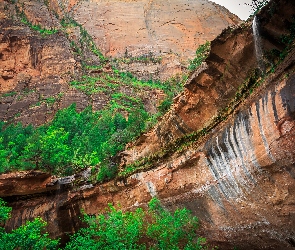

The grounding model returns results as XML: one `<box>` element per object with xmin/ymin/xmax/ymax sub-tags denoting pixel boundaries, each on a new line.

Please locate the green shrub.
<box><xmin>64</xmin><ymin>198</ymin><xmax>209</xmax><ymax>250</ymax></box>
<box><xmin>0</xmin><ymin>198</ymin><xmax>59</xmax><ymax>250</ymax></box>
<box><xmin>188</xmin><ymin>41</ymin><xmax>211</xmax><ymax>71</ymax></box>
<box><xmin>0</xmin><ymin>197</ymin><xmax>210</xmax><ymax>249</ymax></box>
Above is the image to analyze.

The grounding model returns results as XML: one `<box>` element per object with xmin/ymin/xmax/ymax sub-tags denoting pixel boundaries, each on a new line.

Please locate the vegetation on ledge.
<box><xmin>0</xmin><ymin>198</ymin><xmax>210</xmax><ymax>250</ymax></box>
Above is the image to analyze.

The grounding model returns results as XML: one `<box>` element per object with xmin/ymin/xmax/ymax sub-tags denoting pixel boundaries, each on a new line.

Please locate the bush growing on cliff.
<box><xmin>0</xmin><ymin>198</ymin><xmax>59</xmax><ymax>250</ymax></box>
<box><xmin>64</xmin><ymin>198</ymin><xmax>208</xmax><ymax>250</ymax></box>
<box><xmin>188</xmin><ymin>41</ymin><xmax>211</xmax><ymax>72</ymax></box>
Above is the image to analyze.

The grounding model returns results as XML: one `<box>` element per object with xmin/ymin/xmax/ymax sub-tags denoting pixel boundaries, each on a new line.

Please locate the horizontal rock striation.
<box><xmin>1</xmin><ymin>0</ymin><xmax>295</xmax><ymax>249</ymax></box>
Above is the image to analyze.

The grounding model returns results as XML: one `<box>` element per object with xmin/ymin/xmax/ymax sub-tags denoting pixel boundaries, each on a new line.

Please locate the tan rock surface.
<box><xmin>70</xmin><ymin>0</ymin><xmax>239</xmax><ymax>58</ymax></box>
<box><xmin>47</xmin><ymin>0</ymin><xmax>240</xmax><ymax>80</ymax></box>
<box><xmin>121</xmin><ymin>0</ymin><xmax>295</xmax><ymax>165</ymax></box>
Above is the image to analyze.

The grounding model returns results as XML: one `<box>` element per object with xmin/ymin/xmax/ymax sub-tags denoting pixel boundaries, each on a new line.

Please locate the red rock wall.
<box><xmin>0</xmin><ymin>19</ymin><xmax>77</xmax><ymax>125</ymax></box>
<box><xmin>121</xmin><ymin>0</ymin><xmax>295</xmax><ymax>165</ymax></box>
<box><xmin>3</xmin><ymin>60</ymin><xmax>295</xmax><ymax>249</ymax></box>
<box><xmin>1</xmin><ymin>0</ymin><xmax>295</xmax><ymax>249</ymax></box>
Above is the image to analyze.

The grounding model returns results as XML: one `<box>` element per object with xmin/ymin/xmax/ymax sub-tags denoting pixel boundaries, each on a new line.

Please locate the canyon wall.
<box><xmin>1</xmin><ymin>0</ymin><xmax>295</xmax><ymax>249</ymax></box>
<box><xmin>121</xmin><ymin>0</ymin><xmax>295</xmax><ymax>166</ymax></box>
<box><xmin>47</xmin><ymin>0</ymin><xmax>240</xmax><ymax>80</ymax></box>
<box><xmin>0</xmin><ymin>0</ymin><xmax>237</xmax><ymax>125</ymax></box>
<box><xmin>2</xmin><ymin>50</ymin><xmax>295</xmax><ymax>249</ymax></box>
<box><xmin>67</xmin><ymin>0</ymin><xmax>239</xmax><ymax>58</ymax></box>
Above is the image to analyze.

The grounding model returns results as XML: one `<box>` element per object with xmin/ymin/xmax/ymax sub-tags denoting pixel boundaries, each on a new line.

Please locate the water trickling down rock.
<box><xmin>252</xmin><ymin>16</ymin><xmax>265</xmax><ymax>73</ymax></box>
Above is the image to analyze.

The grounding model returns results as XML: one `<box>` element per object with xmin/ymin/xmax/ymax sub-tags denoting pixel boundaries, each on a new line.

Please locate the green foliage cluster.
<box><xmin>64</xmin><ymin>198</ymin><xmax>208</xmax><ymax>250</ymax></box>
<box><xmin>188</xmin><ymin>41</ymin><xmax>211</xmax><ymax>71</ymax></box>
<box><xmin>61</xmin><ymin>17</ymin><xmax>106</xmax><ymax>62</ymax></box>
<box><xmin>112</xmin><ymin>53</ymin><xmax>162</xmax><ymax>65</ymax></box>
<box><xmin>0</xmin><ymin>198</ymin><xmax>209</xmax><ymax>250</ymax></box>
<box><xmin>0</xmin><ymin>199</ymin><xmax>59</xmax><ymax>250</ymax></box>
<box><xmin>0</xmin><ymin>199</ymin><xmax>11</xmax><ymax>223</ymax></box>
<box><xmin>114</xmin><ymin>70</ymin><xmax>185</xmax><ymax>115</ymax></box>
<box><xmin>0</xmin><ymin>104</ymin><xmax>148</xmax><ymax>180</ymax></box>
<box><xmin>69</xmin><ymin>68</ymin><xmax>185</xmax><ymax>130</ymax></box>
<box><xmin>19</xmin><ymin>12</ymin><xmax>58</xmax><ymax>36</ymax></box>
<box><xmin>1</xmin><ymin>91</ymin><xmax>16</xmax><ymax>98</ymax></box>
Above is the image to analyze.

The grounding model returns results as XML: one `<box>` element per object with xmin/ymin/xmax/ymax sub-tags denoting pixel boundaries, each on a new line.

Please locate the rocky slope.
<box><xmin>119</xmin><ymin>0</ymin><xmax>295</xmax><ymax>166</ymax></box>
<box><xmin>1</xmin><ymin>0</ymin><xmax>295</xmax><ymax>249</ymax></box>
<box><xmin>46</xmin><ymin>0</ymin><xmax>240</xmax><ymax>80</ymax></box>
<box><xmin>0</xmin><ymin>0</ymin><xmax>238</xmax><ymax>125</ymax></box>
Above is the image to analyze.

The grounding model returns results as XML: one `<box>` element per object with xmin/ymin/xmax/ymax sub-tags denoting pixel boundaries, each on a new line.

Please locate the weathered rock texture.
<box><xmin>0</xmin><ymin>6</ymin><xmax>77</xmax><ymax>125</ymax></box>
<box><xmin>48</xmin><ymin>0</ymin><xmax>240</xmax><ymax>80</ymax></box>
<box><xmin>70</xmin><ymin>0</ymin><xmax>239</xmax><ymax>58</ymax></box>
<box><xmin>0</xmin><ymin>0</ymin><xmax>163</xmax><ymax>125</ymax></box>
<box><xmin>121</xmin><ymin>0</ymin><xmax>295</xmax><ymax>166</ymax></box>
<box><xmin>2</xmin><ymin>57</ymin><xmax>295</xmax><ymax>249</ymax></box>
<box><xmin>1</xmin><ymin>0</ymin><xmax>295</xmax><ymax>249</ymax></box>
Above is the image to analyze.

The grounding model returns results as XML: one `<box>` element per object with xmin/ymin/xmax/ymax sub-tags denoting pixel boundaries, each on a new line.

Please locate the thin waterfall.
<box><xmin>252</xmin><ymin>16</ymin><xmax>265</xmax><ymax>73</ymax></box>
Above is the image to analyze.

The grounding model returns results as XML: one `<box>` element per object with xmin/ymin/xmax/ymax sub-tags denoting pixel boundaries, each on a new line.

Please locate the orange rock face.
<box><xmin>69</xmin><ymin>0</ymin><xmax>239</xmax><ymax>58</ymax></box>
<box><xmin>120</xmin><ymin>0</ymin><xmax>295</xmax><ymax>165</ymax></box>
<box><xmin>1</xmin><ymin>0</ymin><xmax>295</xmax><ymax>249</ymax></box>
<box><xmin>47</xmin><ymin>0</ymin><xmax>240</xmax><ymax>80</ymax></box>
<box><xmin>0</xmin><ymin>17</ymin><xmax>77</xmax><ymax>125</ymax></box>
<box><xmin>3</xmin><ymin>63</ymin><xmax>295</xmax><ymax>249</ymax></box>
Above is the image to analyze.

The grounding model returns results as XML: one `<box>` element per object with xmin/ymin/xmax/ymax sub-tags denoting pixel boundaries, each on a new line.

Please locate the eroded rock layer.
<box><xmin>121</xmin><ymin>0</ymin><xmax>295</xmax><ymax>165</ymax></box>
<box><xmin>1</xmin><ymin>0</ymin><xmax>295</xmax><ymax>249</ymax></box>
<box><xmin>0</xmin><ymin>1</ymin><xmax>164</xmax><ymax>125</ymax></box>
<box><xmin>2</xmin><ymin>54</ymin><xmax>295</xmax><ymax>249</ymax></box>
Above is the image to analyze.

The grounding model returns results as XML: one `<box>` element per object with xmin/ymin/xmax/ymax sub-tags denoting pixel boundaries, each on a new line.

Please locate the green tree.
<box><xmin>39</xmin><ymin>127</ymin><xmax>71</xmax><ymax>174</ymax></box>
<box><xmin>21</xmin><ymin>128</ymin><xmax>44</xmax><ymax>170</ymax></box>
<box><xmin>64</xmin><ymin>198</ymin><xmax>209</xmax><ymax>250</ymax></box>
<box><xmin>0</xmin><ymin>122</ymin><xmax>34</xmax><ymax>171</ymax></box>
<box><xmin>64</xmin><ymin>205</ymin><xmax>145</xmax><ymax>250</ymax></box>
<box><xmin>0</xmin><ymin>137</ymin><xmax>10</xmax><ymax>173</ymax></box>
<box><xmin>147</xmin><ymin>198</ymin><xmax>206</xmax><ymax>250</ymax></box>
<box><xmin>0</xmin><ymin>198</ymin><xmax>59</xmax><ymax>250</ymax></box>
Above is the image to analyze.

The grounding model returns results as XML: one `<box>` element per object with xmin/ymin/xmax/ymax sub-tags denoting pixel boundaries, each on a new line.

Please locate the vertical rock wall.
<box><xmin>47</xmin><ymin>0</ymin><xmax>240</xmax><ymax>80</ymax></box>
<box><xmin>121</xmin><ymin>0</ymin><xmax>295</xmax><ymax>165</ymax></box>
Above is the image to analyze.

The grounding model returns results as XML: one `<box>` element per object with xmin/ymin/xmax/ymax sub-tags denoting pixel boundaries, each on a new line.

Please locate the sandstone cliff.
<box><xmin>1</xmin><ymin>0</ymin><xmax>295</xmax><ymax>249</ymax></box>
<box><xmin>120</xmin><ymin>0</ymin><xmax>295</xmax><ymax>166</ymax></box>
<box><xmin>0</xmin><ymin>0</ymin><xmax>237</xmax><ymax>125</ymax></box>
<box><xmin>18</xmin><ymin>0</ymin><xmax>240</xmax><ymax>80</ymax></box>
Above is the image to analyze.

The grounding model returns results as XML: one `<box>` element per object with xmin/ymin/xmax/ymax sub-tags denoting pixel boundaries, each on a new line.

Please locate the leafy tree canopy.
<box><xmin>0</xmin><ymin>198</ymin><xmax>210</xmax><ymax>250</ymax></box>
<box><xmin>0</xmin><ymin>198</ymin><xmax>59</xmax><ymax>250</ymax></box>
